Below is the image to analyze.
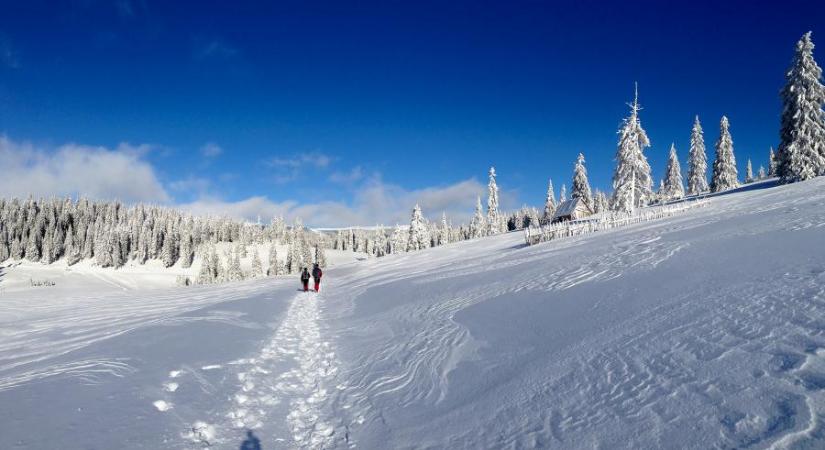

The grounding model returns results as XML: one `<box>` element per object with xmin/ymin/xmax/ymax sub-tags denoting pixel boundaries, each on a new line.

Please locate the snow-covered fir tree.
<box><xmin>542</xmin><ymin>179</ymin><xmax>556</xmax><ymax>224</ymax></box>
<box><xmin>267</xmin><ymin>242</ymin><xmax>280</xmax><ymax>276</ymax></box>
<box><xmin>179</xmin><ymin>226</ymin><xmax>194</xmax><ymax>268</ymax></box>
<box><xmin>559</xmin><ymin>184</ymin><xmax>567</xmax><ymax>203</ymax></box>
<box><xmin>663</xmin><ymin>144</ymin><xmax>685</xmax><ymax>200</ymax></box>
<box><xmin>611</xmin><ymin>85</ymin><xmax>653</xmax><ymax>212</ymax></box>
<box><xmin>407</xmin><ymin>204</ymin><xmax>431</xmax><ymax>251</ymax></box>
<box><xmin>777</xmin><ymin>32</ymin><xmax>825</xmax><ymax>182</ymax></box>
<box><xmin>250</xmin><ymin>247</ymin><xmax>263</xmax><ymax>278</ymax></box>
<box><xmin>226</xmin><ymin>244</ymin><xmax>244</xmax><ymax>281</ymax></box>
<box><xmin>687</xmin><ymin>116</ymin><xmax>709</xmax><ymax>195</ymax></box>
<box><xmin>373</xmin><ymin>227</ymin><xmax>388</xmax><ymax>257</ymax></box>
<box><xmin>768</xmin><ymin>147</ymin><xmax>778</xmax><ymax>177</ymax></box>
<box><xmin>390</xmin><ymin>224</ymin><xmax>408</xmax><ymax>254</ymax></box>
<box><xmin>314</xmin><ymin>244</ymin><xmax>328</xmax><ymax>267</ymax></box>
<box><xmin>197</xmin><ymin>246</ymin><xmax>214</xmax><ymax>284</ymax></box>
<box><xmin>486</xmin><ymin>167</ymin><xmax>501</xmax><ymax>235</ymax></box>
<box><xmin>439</xmin><ymin>212</ymin><xmax>450</xmax><ymax>246</ymax></box>
<box><xmin>758</xmin><ymin>165</ymin><xmax>766</xmax><ymax>180</ymax></box>
<box><xmin>745</xmin><ymin>159</ymin><xmax>754</xmax><ymax>183</ymax></box>
<box><xmin>711</xmin><ymin>116</ymin><xmax>739</xmax><ymax>192</ymax></box>
<box><xmin>286</xmin><ymin>240</ymin><xmax>302</xmax><ymax>274</ymax></box>
<box><xmin>469</xmin><ymin>196</ymin><xmax>486</xmax><ymax>239</ymax></box>
<box><xmin>571</xmin><ymin>153</ymin><xmax>593</xmax><ymax>210</ymax></box>
<box><xmin>593</xmin><ymin>190</ymin><xmax>609</xmax><ymax>214</ymax></box>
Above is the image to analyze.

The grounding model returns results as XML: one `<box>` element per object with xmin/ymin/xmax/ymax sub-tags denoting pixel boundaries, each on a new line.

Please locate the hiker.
<box><xmin>300</xmin><ymin>267</ymin><xmax>311</xmax><ymax>292</ymax></box>
<box><xmin>312</xmin><ymin>263</ymin><xmax>323</xmax><ymax>292</ymax></box>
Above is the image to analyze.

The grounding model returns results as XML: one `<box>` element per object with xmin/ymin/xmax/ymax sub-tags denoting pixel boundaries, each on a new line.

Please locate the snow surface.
<box><xmin>0</xmin><ymin>244</ymin><xmax>364</xmax><ymax>295</ymax></box>
<box><xmin>2</xmin><ymin>178</ymin><xmax>825</xmax><ymax>449</ymax></box>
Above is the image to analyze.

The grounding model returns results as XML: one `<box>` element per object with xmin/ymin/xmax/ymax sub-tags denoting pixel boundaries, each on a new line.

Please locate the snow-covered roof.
<box><xmin>552</xmin><ymin>197</ymin><xmax>591</xmax><ymax>219</ymax></box>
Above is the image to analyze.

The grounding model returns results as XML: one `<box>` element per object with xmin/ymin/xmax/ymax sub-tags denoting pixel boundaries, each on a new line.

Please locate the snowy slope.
<box><xmin>1</xmin><ymin>178</ymin><xmax>825</xmax><ymax>449</ymax></box>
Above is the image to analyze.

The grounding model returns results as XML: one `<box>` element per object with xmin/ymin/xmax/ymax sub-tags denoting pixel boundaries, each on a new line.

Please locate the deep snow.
<box><xmin>2</xmin><ymin>178</ymin><xmax>825</xmax><ymax>449</ymax></box>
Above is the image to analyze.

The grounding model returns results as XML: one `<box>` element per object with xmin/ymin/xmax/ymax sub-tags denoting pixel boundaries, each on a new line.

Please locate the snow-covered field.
<box><xmin>2</xmin><ymin>178</ymin><xmax>825</xmax><ymax>449</ymax></box>
<box><xmin>0</xmin><ymin>245</ymin><xmax>365</xmax><ymax>295</ymax></box>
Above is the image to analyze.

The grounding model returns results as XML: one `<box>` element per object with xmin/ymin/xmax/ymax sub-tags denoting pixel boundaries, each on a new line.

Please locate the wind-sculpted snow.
<box><xmin>0</xmin><ymin>280</ymin><xmax>275</xmax><ymax>391</ymax></box>
<box><xmin>319</xmin><ymin>178</ymin><xmax>825</xmax><ymax>449</ymax></box>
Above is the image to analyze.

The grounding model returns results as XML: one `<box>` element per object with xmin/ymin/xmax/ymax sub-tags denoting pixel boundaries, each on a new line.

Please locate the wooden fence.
<box><xmin>524</xmin><ymin>200</ymin><xmax>707</xmax><ymax>246</ymax></box>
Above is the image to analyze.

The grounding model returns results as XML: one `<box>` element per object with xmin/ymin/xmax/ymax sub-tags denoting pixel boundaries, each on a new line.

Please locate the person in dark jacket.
<box><xmin>312</xmin><ymin>263</ymin><xmax>323</xmax><ymax>292</ymax></box>
<box><xmin>300</xmin><ymin>267</ymin><xmax>310</xmax><ymax>292</ymax></box>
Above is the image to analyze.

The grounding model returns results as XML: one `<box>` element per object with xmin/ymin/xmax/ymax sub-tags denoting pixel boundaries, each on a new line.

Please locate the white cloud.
<box><xmin>329</xmin><ymin>166</ymin><xmax>364</xmax><ymax>184</ymax></box>
<box><xmin>178</xmin><ymin>176</ymin><xmax>496</xmax><ymax>228</ymax></box>
<box><xmin>265</xmin><ymin>152</ymin><xmax>333</xmax><ymax>184</ymax></box>
<box><xmin>0</xmin><ymin>136</ymin><xmax>170</xmax><ymax>203</ymax></box>
<box><xmin>267</xmin><ymin>153</ymin><xmax>331</xmax><ymax>169</ymax></box>
<box><xmin>200</xmin><ymin>142</ymin><xmax>223</xmax><ymax>158</ymax></box>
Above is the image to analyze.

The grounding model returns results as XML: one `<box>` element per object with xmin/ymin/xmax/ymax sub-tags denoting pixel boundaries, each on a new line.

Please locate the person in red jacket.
<box><xmin>312</xmin><ymin>263</ymin><xmax>323</xmax><ymax>292</ymax></box>
<box><xmin>300</xmin><ymin>267</ymin><xmax>310</xmax><ymax>292</ymax></box>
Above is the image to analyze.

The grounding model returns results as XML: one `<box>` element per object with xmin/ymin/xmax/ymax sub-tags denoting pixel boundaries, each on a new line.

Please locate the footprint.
<box><xmin>153</xmin><ymin>400</ymin><xmax>173</xmax><ymax>412</ymax></box>
<box><xmin>163</xmin><ymin>382</ymin><xmax>179</xmax><ymax>392</ymax></box>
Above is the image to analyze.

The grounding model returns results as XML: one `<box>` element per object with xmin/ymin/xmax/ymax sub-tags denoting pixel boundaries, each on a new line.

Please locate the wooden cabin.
<box><xmin>551</xmin><ymin>197</ymin><xmax>594</xmax><ymax>223</ymax></box>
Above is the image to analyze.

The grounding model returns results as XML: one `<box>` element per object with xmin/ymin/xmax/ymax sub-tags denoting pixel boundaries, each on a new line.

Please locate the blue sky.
<box><xmin>0</xmin><ymin>0</ymin><xmax>823</xmax><ymax>226</ymax></box>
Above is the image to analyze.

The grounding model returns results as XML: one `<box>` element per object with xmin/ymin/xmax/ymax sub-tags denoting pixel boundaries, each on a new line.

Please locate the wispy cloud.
<box><xmin>194</xmin><ymin>38</ymin><xmax>239</xmax><ymax>60</ymax></box>
<box><xmin>200</xmin><ymin>142</ymin><xmax>223</xmax><ymax>158</ymax></box>
<box><xmin>265</xmin><ymin>152</ymin><xmax>333</xmax><ymax>183</ymax></box>
<box><xmin>329</xmin><ymin>166</ymin><xmax>365</xmax><ymax>185</ymax></box>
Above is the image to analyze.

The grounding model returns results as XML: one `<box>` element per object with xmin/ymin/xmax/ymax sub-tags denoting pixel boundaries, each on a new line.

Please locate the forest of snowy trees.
<box><xmin>0</xmin><ymin>197</ymin><xmax>332</xmax><ymax>285</ymax></box>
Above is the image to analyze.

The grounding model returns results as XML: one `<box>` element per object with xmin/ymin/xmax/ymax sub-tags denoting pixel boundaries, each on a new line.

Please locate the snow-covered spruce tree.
<box><xmin>486</xmin><ymin>167</ymin><xmax>501</xmax><ymax>235</ymax></box>
<box><xmin>267</xmin><ymin>242</ymin><xmax>280</xmax><ymax>276</ymax></box>
<box><xmin>374</xmin><ymin>228</ymin><xmax>388</xmax><ymax>257</ymax></box>
<box><xmin>768</xmin><ymin>147</ymin><xmax>778</xmax><ymax>177</ymax></box>
<box><xmin>687</xmin><ymin>116</ymin><xmax>709</xmax><ymax>195</ymax></box>
<box><xmin>41</xmin><ymin>231</ymin><xmax>55</xmax><ymax>264</ymax></box>
<box><xmin>197</xmin><ymin>246</ymin><xmax>214</xmax><ymax>284</ymax></box>
<box><xmin>250</xmin><ymin>247</ymin><xmax>263</xmax><ymax>278</ymax></box>
<box><xmin>777</xmin><ymin>32</ymin><xmax>825</xmax><ymax>182</ymax></box>
<box><xmin>407</xmin><ymin>204</ymin><xmax>431</xmax><ymax>251</ymax></box>
<box><xmin>758</xmin><ymin>165</ymin><xmax>766</xmax><ymax>180</ymax></box>
<box><xmin>571</xmin><ymin>153</ymin><xmax>593</xmax><ymax>209</ymax></box>
<box><xmin>161</xmin><ymin>225</ymin><xmax>178</xmax><ymax>268</ymax></box>
<box><xmin>227</xmin><ymin>245</ymin><xmax>244</xmax><ymax>281</ymax></box>
<box><xmin>314</xmin><ymin>244</ymin><xmax>328</xmax><ymax>268</ymax></box>
<box><xmin>711</xmin><ymin>116</ymin><xmax>739</xmax><ymax>192</ymax></box>
<box><xmin>286</xmin><ymin>241</ymin><xmax>301</xmax><ymax>274</ymax></box>
<box><xmin>0</xmin><ymin>228</ymin><xmax>9</xmax><ymax>263</ymax></box>
<box><xmin>390</xmin><ymin>224</ymin><xmax>408</xmax><ymax>254</ymax></box>
<box><xmin>656</xmin><ymin>180</ymin><xmax>666</xmax><ymax>204</ymax></box>
<box><xmin>663</xmin><ymin>144</ymin><xmax>685</xmax><ymax>200</ymax></box>
<box><xmin>611</xmin><ymin>86</ymin><xmax>653</xmax><ymax>212</ymax></box>
<box><xmin>25</xmin><ymin>228</ymin><xmax>40</xmax><ymax>262</ymax></box>
<box><xmin>559</xmin><ymin>184</ymin><xmax>567</xmax><ymax>203</ymax></box>
<box><xmin>542</xmin><ymin>179</ymin><xmax>556</xmax><ymax>224</ymax></box>
<box><xmin>593</xmin><ymin>190</ymin><xmax>609</xmax><ymax>214</ymax></box>
<box><xmin>469</xmin><ymin>196</ymin><xmax>486</xmax><ymax>239</ymax></box>
<box><xmin>439</xmin><ymin>212</ymin><xmax>450</xmax><ymax>246</ymax></box>
<box><xmin>745</xmin><ymin>159</ymin><xmax>754</xmax><ymax>183</ymax></box>
<box><xmin>179</xmin><ymin>228</ymin><xmax>194</xmax><ymax>268</ymax></box>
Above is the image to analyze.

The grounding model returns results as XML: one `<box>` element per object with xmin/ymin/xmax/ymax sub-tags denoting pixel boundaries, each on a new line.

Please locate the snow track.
<box><xmin>172</xmin><ymin>290</ymin><xmax>355</xmax><ymax>448</ymax></box>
